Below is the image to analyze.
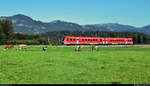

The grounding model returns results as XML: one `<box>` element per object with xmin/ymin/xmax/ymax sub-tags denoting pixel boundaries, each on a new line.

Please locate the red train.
<box><xmin>62</xmin><ymin>36</ymin><xmax>133</xmax><ymax>45</ymax></box>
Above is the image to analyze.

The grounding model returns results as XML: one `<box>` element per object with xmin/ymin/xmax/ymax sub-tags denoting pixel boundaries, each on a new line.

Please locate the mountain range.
<box><xmin>0</xmin><ymin>14</ymin><xmax>150</xmax><ymax>35</ymax></box>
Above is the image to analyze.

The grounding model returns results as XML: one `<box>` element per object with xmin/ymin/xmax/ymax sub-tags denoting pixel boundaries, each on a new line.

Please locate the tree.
<box><xmin>1</xmin><ymin>20</ymin><xmax>14</xmax><ymax>39</ymax></box>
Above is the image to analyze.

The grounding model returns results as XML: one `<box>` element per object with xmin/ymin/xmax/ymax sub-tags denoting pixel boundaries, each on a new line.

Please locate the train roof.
<box><xmin>65</xmin><ymin>36</ymin><xmax>133</xmax><ymax>39</ymax></box>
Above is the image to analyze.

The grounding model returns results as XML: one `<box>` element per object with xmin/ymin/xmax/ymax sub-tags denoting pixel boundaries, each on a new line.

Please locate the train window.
<box><xmin>82</xmin><ymin>39</ymin><xmax>84</xmax><ymax>41</ymax></box>
<box><xmin>100</xmin><ymin>39</ymin><xmax>102</xmax><ymax>41</ymax></box>
<box><xmin>96</xmin><ymin>39</ymin><xmax>98</xmax><ymax>41</ymax></box>
<box><xmin>93</xmin><ymin>39</ymin><xmax>95</xmax><ymax>41</ymax></box>
<box><xmin>73</xmin><ymin>39</ymin><xmax>75</xmax><ymax>41</ymax></box>
<box><xmin>85</xmin><ymin>39</ymin><xmax>87</xmax><ymax>41</ymax></box>
<box><xmin>70</xmin><ymin>39</ymin><xmax>72</xmax><ymax>41</ymax></box>
<box><xmin>88</xmin><ymin>39</ymin><xmax>90</xmax><ymax>41</ymax></box>
<box><xmin>66</xmin><ymin>38</ymin><xmax>68</xmax><ymax>41</ymax></box>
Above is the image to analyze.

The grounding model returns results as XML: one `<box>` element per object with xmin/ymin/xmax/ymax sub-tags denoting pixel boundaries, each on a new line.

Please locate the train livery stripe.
<box><xmin>62</xmin><ymin>36</ymin><xmax>133</xmax><ymax>45</ymax></box>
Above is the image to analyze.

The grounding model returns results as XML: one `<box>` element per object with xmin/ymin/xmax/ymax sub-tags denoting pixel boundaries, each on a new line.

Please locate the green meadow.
<box><xmin>0</xmin><ymin>45</ymin><xmax>150</xmax><ymax>84</ymax></box>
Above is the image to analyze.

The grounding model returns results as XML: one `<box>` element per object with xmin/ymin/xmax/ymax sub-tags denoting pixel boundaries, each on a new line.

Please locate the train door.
<box><xmin>126</xmin><ymin>40</ymin><xmax>127</xmax><ymax>45</ymax></box>
<box><xmin>106</xmin><ymin>40</ymin><xmax>107</xmax><ymax>44</ymax></box>
<box><xmin>77</xmin><ymin>38</ymin><xmax>79</xmax><ymax>44</ymax></box>
<box><xmin>103</xmin><ymin>39</ymin><xmax>105</xmax><ymax>44</ymax></box>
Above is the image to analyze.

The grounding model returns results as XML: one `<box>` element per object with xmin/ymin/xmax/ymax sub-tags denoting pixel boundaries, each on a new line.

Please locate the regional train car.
<box><xmin>61</xmin><ymin>36</ymin><xmax>133</xmax><ymax>45</ymax></box>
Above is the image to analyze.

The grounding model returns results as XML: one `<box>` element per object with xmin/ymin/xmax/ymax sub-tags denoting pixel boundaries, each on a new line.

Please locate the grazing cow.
<box><xmin>16</xmin><ymin>44</ymin><xmax>27</xmax><ymax>50</ymax></box>
<box><xmin>92</xmin><ymin>45</ymin><xmax>99</xmax><ymax>51</ymax></box>
<box><xmin>3</xmin><ymin>44</ymin><xmax>14</xmax><ymax>51</ymax></box>
<box><xmin>43</xmin><ymin>45</ymin><xmax>48</xmax><ymax>51</ymax></box>
<box><xmin>75</xmin><ymin>45</ymin><xmax>84</xmax><ymax>51</ymax></box>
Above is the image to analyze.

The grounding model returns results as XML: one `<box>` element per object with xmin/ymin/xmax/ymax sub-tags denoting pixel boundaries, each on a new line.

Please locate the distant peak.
<box><xmin>52</xmin><ymin>20</ymin><xmax>62</xmax><ymax>22</ymax></box>
<box><xmin>14</xmin><ymin>14</ymin><xmax>26</xmax><ymax>16</ymax></box>
<box><xmin>102</xmin><ymin>23</ymin><xmax>120</xmax><ymax>25</ymax></box>
<box><xmin>12</xmin><ymin>14</ymin><xmax>33</xmax><ymax>20</ymax></box>
<box><xmin>13</xmin><ymin>14</ymin><xmax>28</xmax><ymax>17</ymax></box>
<box><xmin>50</xmin><ymin>20</ymin><xmax>66</xmax><ymax>23</ymax></box>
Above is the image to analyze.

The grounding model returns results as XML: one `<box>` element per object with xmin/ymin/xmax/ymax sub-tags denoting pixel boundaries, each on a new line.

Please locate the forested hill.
<box><xmin>0</xmin><ymin>20</ymin><xmax>150</xmax><ymax>45</ymax></box>
<box><xmin>0</xmin><ymin>20</ymin><xmax>48</xmax><ymax>45</ymax></box>
<box><xmin>0</xmin><ymin>14</ymin><xmax>150</xmax><ymax>35</ymax></box>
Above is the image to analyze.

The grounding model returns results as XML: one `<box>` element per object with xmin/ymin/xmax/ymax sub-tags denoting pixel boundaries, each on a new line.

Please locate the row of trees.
<box><xmin>0</xmin><ymin>20</ymin><xmax>49</xmax><ymax>45</ymax></box>
<box><xmin>41</xmin><ymin>30</ymin><xmax>150</xmax><ymax>45</ymax></box>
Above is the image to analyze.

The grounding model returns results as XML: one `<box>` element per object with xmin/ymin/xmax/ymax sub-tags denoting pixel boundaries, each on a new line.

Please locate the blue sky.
<box><xmin>0</xmin><ymin>0</ymin><xmax>150</xmax><ymax>27</ymax></box>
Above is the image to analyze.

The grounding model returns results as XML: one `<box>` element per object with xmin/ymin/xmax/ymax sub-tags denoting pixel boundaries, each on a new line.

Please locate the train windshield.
<box><xmin>61</xmin><ymin>37</ymin><xmax>65</xmax><ymax>41</ymax></box>
<box><xmin>61</xmin><ymin>36</ymin><xmax>68</xmax><ymax>41</ymax></box>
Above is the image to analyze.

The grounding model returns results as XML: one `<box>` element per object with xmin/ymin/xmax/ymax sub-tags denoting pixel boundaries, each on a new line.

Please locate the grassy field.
<box><xmin>0</xmin><ymin>45</ymin><xmax>150</xmax><ymax>84</ymax></box>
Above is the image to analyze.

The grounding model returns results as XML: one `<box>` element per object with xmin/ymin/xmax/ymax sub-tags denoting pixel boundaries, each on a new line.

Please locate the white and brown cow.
<box><xmin>16</xmin><ymin>44</ymin><xmax>27</xmax><ymax>50</ymax></box>
<box><xmin>92</xmin><ymin>45</ymin><xmax>99</xmax><ymax>51</ymax></box>
<box><xmin>75</xmin><ymin>45</ymin><xmax>84</xmax><ymax>51</ymax></box>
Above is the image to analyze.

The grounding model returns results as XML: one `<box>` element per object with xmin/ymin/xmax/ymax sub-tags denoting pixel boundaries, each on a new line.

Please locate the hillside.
<box><xmin>0</xmin><ymin>14</ymin><xmax>149</xmax><ymax>35</ymax></box>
